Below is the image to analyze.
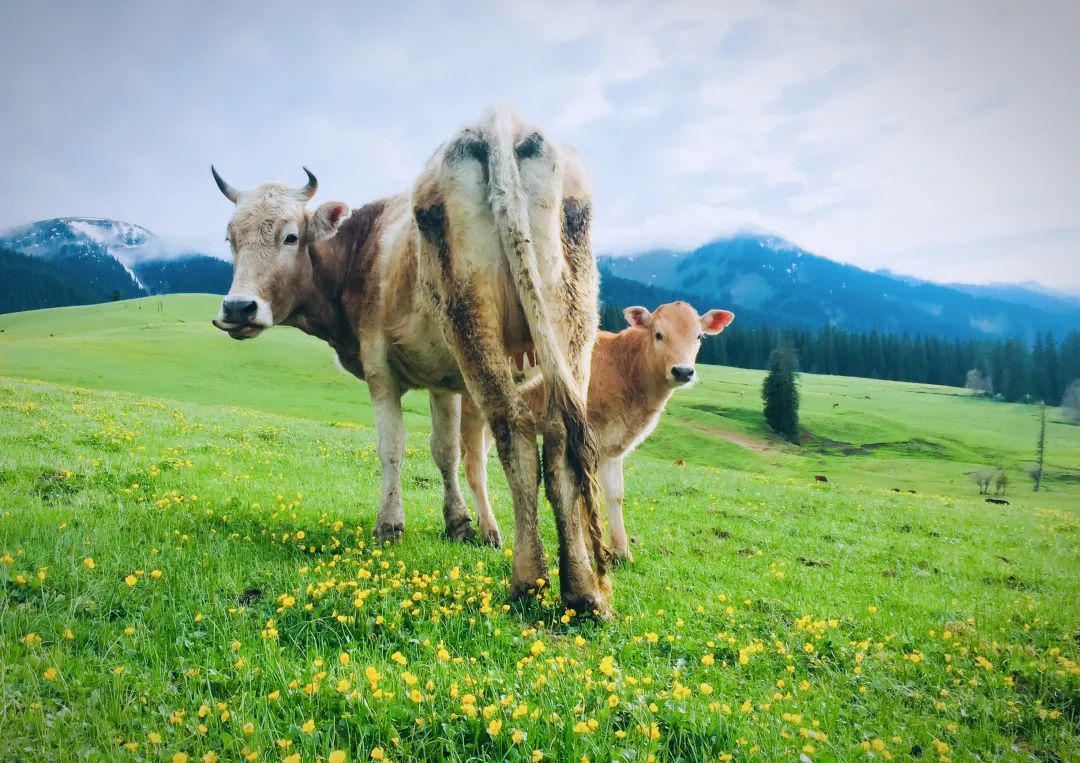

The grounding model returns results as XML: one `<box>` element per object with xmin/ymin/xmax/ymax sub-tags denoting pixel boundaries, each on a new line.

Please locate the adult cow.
<box><xmin>209</xmin><ymin>105</ymin><xmax>609</xmax><ymax>615</ymax></box>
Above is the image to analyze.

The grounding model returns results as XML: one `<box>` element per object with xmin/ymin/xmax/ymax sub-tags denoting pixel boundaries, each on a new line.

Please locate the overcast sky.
<box><xmin>2</xmin><ymin>0</ymin><xmax>1078</xmax><ymax>287</ymax></box>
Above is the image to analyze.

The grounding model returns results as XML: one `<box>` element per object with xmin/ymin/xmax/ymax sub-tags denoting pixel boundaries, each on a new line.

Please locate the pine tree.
<box><xmin>1033</xmin><ymin>402</ymin><xmax>1046</xmax><ymax>492</ymax></box>
<box><xmin>762</xmin><ymin>341</ymin><xmax>800</xmax><ymax>443</ymax></box>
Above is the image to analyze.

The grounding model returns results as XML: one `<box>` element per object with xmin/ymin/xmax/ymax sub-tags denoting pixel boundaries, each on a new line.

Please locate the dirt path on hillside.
<box><xmin>682</xmin><ymin>421</ymin><xmax>782</xmax><ymax>454</ymax></box>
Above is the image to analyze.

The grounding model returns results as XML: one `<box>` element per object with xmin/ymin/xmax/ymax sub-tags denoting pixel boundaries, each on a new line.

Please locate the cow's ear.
<box><xmin>624</xmin><ymin>306</ymin><xmax>652</xmax><ymax>328</ymax></box>
<box><xmin>700</xmin><ymin>309</ymin><xmax>735</xmax><ymax>334</ymax></box>
<box><xmin>310</xmin><ymin>202</ymin><xmax>350</xmax><ymax>243</ymax></box>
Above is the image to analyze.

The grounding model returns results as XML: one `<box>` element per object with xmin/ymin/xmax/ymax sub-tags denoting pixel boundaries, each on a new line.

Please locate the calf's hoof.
<box><xmin>374</xmin><ymin>522</ymin><xmax>404</xmax><ymax>544</ymax></box>
<box><xmin>608</xmin><ymin>547</ymin><xmax>634</xmax><ymax>566</ymax></box>
<box><xmin>480</xmin><ymin>525</ymin><xmax>503</xmax><ymax>548</ymax></box>
<box><xmin>445</xmin><ymin>516</ymin><xmax>477</xmax><ymax>543</ymax></box>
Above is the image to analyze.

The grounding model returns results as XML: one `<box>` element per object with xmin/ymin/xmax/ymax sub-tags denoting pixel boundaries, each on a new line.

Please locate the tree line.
<box><xmin>599</xmin><ymin>302</ymin><xmax>1080</xmax><ymax>405</ymax></box>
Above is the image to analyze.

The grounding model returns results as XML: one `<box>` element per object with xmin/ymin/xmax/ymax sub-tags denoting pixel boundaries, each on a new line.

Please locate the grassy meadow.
<box><xmin>1</xmin><ymin>296</ymin><xmax>1078</xmax><ymax>761</ymax></box>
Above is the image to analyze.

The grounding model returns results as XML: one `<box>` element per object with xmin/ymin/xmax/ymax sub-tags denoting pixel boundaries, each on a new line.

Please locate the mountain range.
<box><xmin>598</xmin><ymin>233</ymin><xmax>1080</xmax><ymax>340</ymax></box>
<box><xmin>1</xmin><ymin>217</ymin><xmax>1076</xmax><ymax>341</ymax></box>
<box><xmin>0</xmin><ymin>218</ymin><xmax>231</xmax><ymax>313</ymax></box>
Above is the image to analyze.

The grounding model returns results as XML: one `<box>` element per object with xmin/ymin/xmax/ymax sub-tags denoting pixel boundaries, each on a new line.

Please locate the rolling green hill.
<box><xmin>2</xmin><ymin>295</ymin><xmax>1077</xmax><ymax>510</ymax></box>
<box><xmin>2</xmin><ymin>296</ymin><xmax>1079</xmax><ymax>760</ymax></box>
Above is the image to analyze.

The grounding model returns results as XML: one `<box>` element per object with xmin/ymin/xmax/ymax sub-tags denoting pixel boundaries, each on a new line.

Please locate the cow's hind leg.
<box><xmin>429</xmin><ymin>389</ymin><xmax>476</xmax><ymax>543</ymax></box>
<box><xmin>415</xmin><ymin>187</ymin><xmax>547</xmax><ymax>597</ymax></box>
<box><xmin>540</xmin><ymin>391</ymin><xmax>610</xmax><ymax>616</ymax></box>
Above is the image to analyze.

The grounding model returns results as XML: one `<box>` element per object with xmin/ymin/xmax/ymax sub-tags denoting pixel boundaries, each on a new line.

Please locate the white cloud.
<box><xmin>1</xmin><ymin>0</ymin><xmax>1078</xmax><ymax>287</ymax></box>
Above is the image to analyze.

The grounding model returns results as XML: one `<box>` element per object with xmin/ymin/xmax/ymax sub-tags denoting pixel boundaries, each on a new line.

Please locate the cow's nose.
<box><xmin>671</xmin><ymin>365</ymin><xmax>695</xmax><ymax>382</ymax></box>
<box><xmin>222</xmin><ymin>297</ymin><xmax>257</xmax><ymax>324</ymax></box>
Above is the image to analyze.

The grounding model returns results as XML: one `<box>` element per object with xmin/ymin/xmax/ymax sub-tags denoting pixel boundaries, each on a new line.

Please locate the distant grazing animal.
<box><xmin>209</xmin><ymin>105</ymin><xmax>610</xmax><ymax>614</ymax></box>
<box><xmin>814</xmin><ymin>475</ymin><xmax>829</xmax><ymax>483</ymax></box>
<box><xmin>986</xmin><ymin>497</ymin><xmax>1009</xmax><ymax>506</ymax></box>
<box><xmin>461</xmin><ymin>302</ymin><xmax>734</xmax><ymax>563</ymax></box>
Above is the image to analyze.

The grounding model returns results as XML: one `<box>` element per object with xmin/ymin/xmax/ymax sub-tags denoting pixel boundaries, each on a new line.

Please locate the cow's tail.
<box><xmin>482</xmin><ymin>104</ymin><xmax>607</xmax><ymax>580</ymax></box>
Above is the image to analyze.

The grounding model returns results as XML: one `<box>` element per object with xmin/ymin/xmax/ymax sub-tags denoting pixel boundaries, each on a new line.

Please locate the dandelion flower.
<box><xmin>125</xmin><ymin>575</ymin><xmax>137</xmax><ymax>586</ymax></box>
<box><xmin>83</xmin><ymin>558</ymin><xmax>95</xmax><ymax>569</ymax></box>
<box><xmin>301</xmin><ymin>719</ymin><xmax>315</xmax><ymax>733</ymax></box>
<box><xmin>329</xmin><ymin>752</ymin><xmax>347</xmax><ymax>763</ymax></box>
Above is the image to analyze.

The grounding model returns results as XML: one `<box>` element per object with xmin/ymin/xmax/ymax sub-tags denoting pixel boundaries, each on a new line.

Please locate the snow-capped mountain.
<box><xmin>0</xmin><ymin>218</ymin><xmax>232</xmax><ymax>313</ymax></box>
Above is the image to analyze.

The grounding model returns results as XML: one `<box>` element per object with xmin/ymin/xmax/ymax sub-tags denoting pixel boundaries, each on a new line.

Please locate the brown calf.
<box><xmin>462</xmin><ymin>301</ymin><xmax>734</xmax><ymax>561</ymax></box>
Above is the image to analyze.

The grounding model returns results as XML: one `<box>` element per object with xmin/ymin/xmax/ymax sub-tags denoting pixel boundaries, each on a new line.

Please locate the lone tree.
<box><xmin>1033</xmin><ymin>401</ymin><xmax>1047</xmax><ymax>492</ymax></box>
<box><xmin>965</xmin><ymin>369</ymin><xmax>992</xmax><ymax>397</ymax></box>
<box><xmin>762</xmin><ymin>341</ymin><xmax>800</xmax><ymax>443</ymax></box>
<box><xmin>1063</xmin><ymin>379</ymin><xmax>1080</xmax><ymax>422</ymax></box>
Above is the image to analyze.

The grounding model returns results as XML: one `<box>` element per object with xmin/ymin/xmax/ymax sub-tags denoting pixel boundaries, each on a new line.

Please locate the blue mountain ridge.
<box><xmin>599</xmin><ymin>233</ymin><xmax>1080</xmax><ymax>340</ymax></box>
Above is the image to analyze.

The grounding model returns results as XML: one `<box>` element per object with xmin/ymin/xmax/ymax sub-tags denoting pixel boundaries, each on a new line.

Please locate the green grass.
<box><xmin>1</xmin><ymin>296</ymin><xmax>1078</xmax><ymax>761</ymax></box>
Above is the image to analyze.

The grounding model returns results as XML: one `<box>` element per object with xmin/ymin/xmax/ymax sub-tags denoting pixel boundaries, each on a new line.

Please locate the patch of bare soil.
<box><xmin>682</xmin><ymin>421</ymin><xmax>782</xmax><ymax>453</ymax></box>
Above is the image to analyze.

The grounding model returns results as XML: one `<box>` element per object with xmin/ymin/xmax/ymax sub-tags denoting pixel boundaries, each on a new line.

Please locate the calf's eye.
<box><xmin>283</xmin><ymin>233</ymin><xmax>299</xmax><ymax>246</ymax></box>
<box><xmin>655</xmin><ymin>332</ymin><xmax>663</xmax><ymax>341</ymax></box>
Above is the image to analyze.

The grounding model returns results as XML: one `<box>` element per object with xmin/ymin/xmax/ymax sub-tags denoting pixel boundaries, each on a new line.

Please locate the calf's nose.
<box><xmin>671</xmin><ymin>365</ymin><xmax>695</xmax><ymax>382</ymax></box>
<box><xmin>221</xmin><ymin>297</ymin><xmax>257</xmax><ymax>324</ymax></box>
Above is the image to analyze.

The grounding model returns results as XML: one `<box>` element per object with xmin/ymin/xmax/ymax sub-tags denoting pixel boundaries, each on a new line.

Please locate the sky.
<box><xmin>1</xmin><ymin>0</ymin><xmax>1078</xmax><ymax>288</ymax></box>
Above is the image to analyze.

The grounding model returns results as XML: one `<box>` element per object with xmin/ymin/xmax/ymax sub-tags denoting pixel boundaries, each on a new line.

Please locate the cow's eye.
<box><xmin>655</xmin><ymin>332</ymin><xmax>663</xmax><ymax>341</ymax></box>
<box><xmin>283</xmin><ymin>233</ymin><xmax>299</xmax><ymax>246</ymax></box>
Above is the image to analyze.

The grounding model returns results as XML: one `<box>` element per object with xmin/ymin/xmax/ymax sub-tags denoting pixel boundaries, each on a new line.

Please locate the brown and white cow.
<box><xmin>209</xmin><ymin>105</ymin><xmax>610</xmax><ymax>615</ymax></box>
<box><xmin>461</xmin><ymin>301</ymin><xmax>734</xmax><ymax>562</ymax></box>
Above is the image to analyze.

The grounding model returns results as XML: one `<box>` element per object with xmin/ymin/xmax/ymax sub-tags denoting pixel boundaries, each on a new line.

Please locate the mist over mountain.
<box><xmin>599</xmin><ymin>233</ymin><xmax>1080</xmax><ymax>340</ymax></box>
<box><xmin>0</xmin><ymin>218</ymin><xmax>231</xmax><ymax>313</ymax></box>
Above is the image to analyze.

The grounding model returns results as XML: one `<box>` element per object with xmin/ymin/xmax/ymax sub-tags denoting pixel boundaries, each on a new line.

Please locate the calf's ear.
<box><xmin>624</xmin><ymin>306</ymin><xmax>652</xmax><ymax>328</ymax></box>
<box><xmin>700</xmin><ymin>309</ymin><xmax>735</xmax><ymax>334</ymax></box>
<box><xmin>310</xmin><ymin>202</ymin><xmax>351</xmax><ymax>243</ymax></box>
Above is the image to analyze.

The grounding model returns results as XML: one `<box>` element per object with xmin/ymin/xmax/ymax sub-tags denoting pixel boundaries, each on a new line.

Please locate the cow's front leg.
<box><xmin>599</xmin><ymin>455</ymin><xmax>632</xmax><ymax>564</ymax></box>
<box><xmin>371</xmin><ymin>386</ymin><xmax>406</xmax><ymax>543</ymax></box>
<box><xmin>428</xmin><ymin>389</ymin><xmax>476</xmax><ymax>543</ymax></box>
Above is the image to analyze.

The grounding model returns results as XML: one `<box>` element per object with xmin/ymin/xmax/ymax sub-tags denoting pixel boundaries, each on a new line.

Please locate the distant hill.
<box><xmin>942</xmin><ymin>281</ymin><xmax>1080</xmax><ymax>317</ymax></box>
<box><xmin>0</xmin><ymin>218</ymin><xmax>231</xmax><ymax>313</ymax></box>
<box><xmin>600</xmin><ymin>233</ymin><xmax>1080</xmax><ymax>340</ymax></box>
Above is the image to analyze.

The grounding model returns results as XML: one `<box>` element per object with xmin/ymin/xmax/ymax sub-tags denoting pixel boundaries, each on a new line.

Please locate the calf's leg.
<box><xmin>460</xmin><ymin>396</ymin><xmax>503</xmax><ymax>547</ymax></box>
<box><xmin>428</xmin><ymin>389</ymin><xmax>475</xmax><ymax>542</ymax></box>
<box><xmin>599</xmin><ymin>455</ymin><xmax>632</xmax><ymax>563</ymax></box>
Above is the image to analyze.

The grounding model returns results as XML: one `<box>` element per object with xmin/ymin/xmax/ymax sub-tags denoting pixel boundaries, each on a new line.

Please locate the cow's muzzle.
<box><xmin>213</xmin><ymin>296</ymin><xmax>269</xmax><ymax>340</ymax></box>
<box><xmin>211</xmin><ymin>319</ymin><xmax>264</xmax><ymax>340</ymax></box>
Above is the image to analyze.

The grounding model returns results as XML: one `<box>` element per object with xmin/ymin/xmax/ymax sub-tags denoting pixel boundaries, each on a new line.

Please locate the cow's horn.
<box><xmin>210</xmin><ymin>166</ymin><xmax>240</xmax><ymax>203</ymax></box>
<box><xmin>299</xmin><ymin>167</ymin><xmax>317</xmax><ymax>200</ymax></box>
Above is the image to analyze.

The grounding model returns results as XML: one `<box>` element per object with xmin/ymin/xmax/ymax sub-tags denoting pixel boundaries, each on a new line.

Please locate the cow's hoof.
<box><xmin>375</xmin><ymin>522</ymin><xmax>404</xmax><ymax>544</ymax></box>
<box><xmin>509</xmin><ymin>576</ymin><xmax>548</xmax><ymax>601</ymax></box>
<box><xmin>562</xmin><ymin>589</ymin><xmax>612</xmax><ymax>621</ymax></box>
<box><xmin>445</xmin><ymin>517</ymin><xmax>477</xmax><ymax>544</ymax></box>
<box><xmin>481</xmin><ymin>525</ymin><xmax>503</xmax><ymax>548</ymax></box>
